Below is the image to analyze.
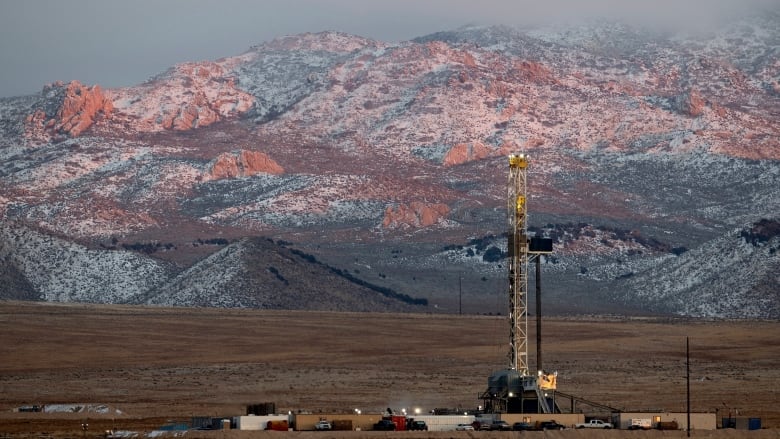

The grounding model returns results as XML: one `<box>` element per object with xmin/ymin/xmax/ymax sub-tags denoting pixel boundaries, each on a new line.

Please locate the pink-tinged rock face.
<box><xmin>442</xmin><ymin>142</ymin><xmax>498</xmax><ymax>167</ymax></box>
<box><xmin>511</xmin><ymin>60</ymin><xmax>557</xmax><ymax>85</ymax></box>
<box><xmin>24</xmin><ymin>81</ymin><xmax>113</xmax><ymax>141</ymax></box>
<box><xmin>679</xmin><ymin>89</ymin><xmax>706</xmax><ymax>117</ymax></box>
<box><xmin>238</xmin><ymin>150</ymin><xmax>285</xmax><ymax>175</ymax></box>
<box><xmin>108</xmin><ymin>60</ymin><xmax>254</xmax><ymax>133</ymax></box>
<box><xmin>382</xmin><ymin>202</ymin><xmax>450</xmax><ymax>229</ymax></box>
<box><xmin>207</xmin><ymin>150</ymin><xmax>284</xmax><ymax>180</ymax></box>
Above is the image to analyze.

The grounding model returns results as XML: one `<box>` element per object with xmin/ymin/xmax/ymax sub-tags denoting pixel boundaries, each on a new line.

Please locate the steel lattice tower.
<box><xmin>507</xmin><ymin>153</ymin><xmax>529</xmax><ymax>375</ymax></box>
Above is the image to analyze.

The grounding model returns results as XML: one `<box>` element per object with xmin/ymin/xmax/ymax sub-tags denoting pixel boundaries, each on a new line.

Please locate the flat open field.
<box><xmin>0</xmin><ymin>301</ymin><xmax>778</xmax><ymax>438</ymax></box>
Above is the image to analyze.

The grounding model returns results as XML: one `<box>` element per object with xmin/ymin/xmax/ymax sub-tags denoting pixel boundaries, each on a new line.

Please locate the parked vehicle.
<box><xmin>540</xmin><ymin>420</ymin><xmax>567</xmax><ymax>430</ymax></box>
<box><xmin>512</xmin><ymin>421</ymin><xmax>534</xmax><ymax>431</ymax></box>
<box><xmin>374</xmin><ymin>419</ymin><xmax>396</xmax><ymax>431</ymax></box>
<box><xmin>314</xmin><ymin>420</ymin><xmax>332</xmax><ymax>430</ymax></box>
<box><xmin>576</xmin><ymin>419</ymin><xmax>613</xmax><ymax>429</ymax></box>
<box><xmin>489</xmin><ymin>420</ymin><xmax>513</xmax><ymax>431</ymax></box>
<box><xmin>456</xmin><ymin>423</ymin><xmax>475</xmax><ymax>431</ymax></box>
<box><xmin>408</xmin><ymin>420</ymin><xmax>428</xmax><ymax>431</ymax></box>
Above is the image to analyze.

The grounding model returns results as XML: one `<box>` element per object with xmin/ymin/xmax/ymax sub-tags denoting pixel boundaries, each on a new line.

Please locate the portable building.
<box><xmin>233</xmin><ymin>414</ymin><xmax>289</xmax><ymax>430</ymax></box>
<box><xmin>615</xmin><ymin>412</ymin><xmax>716</xmax><ymax>430</ymax></box>
<box><xmin>407</xmin><ymin>415</ymin><xmax>475</xmax><ymax>431</ymax></box>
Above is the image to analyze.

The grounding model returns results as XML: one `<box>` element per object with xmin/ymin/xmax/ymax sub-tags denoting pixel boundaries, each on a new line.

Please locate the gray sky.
<box><xmin>0</xmin><ymin>0</ymin><xmax>776</xmax><ymax>98</ymax></box>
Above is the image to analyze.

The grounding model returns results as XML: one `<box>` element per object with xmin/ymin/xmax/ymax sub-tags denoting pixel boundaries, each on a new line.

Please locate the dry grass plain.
<box><xmin>0</xmin><ymin>301</ymin><xmax>778</xmax><ymax>438</ymax></box>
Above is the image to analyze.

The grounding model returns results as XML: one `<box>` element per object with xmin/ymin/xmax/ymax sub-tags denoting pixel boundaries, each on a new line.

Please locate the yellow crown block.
<box><xmin>509</xmin><ymin>154</ymin><xmax>528</xmax><ymax>168</ymax></box>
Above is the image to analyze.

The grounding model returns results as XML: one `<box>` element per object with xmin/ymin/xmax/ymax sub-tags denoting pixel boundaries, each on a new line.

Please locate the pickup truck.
<box><xmin>314</xmin><ymin>420</ymin><xmax>332</xmax><ymax>430</ymax></box>
<box><xmin>374</xmin><ymin>419</ymin><xmax>396</xmax><ymax>431</ymax></box>
<box><xmin>540</xmin><ymin>420</ymin><xmax>566</xmax><ymax>430</ymax></box>
<box><xmin>575</xmin><ymin>419</ymin><xmax>613</xmax><ymax>429</ymax></box>
<box><xmin>408</xmin><ymin>420</ymin><xmax>428</xmax><ymax>431</ymax></box>
<box><xmin>488</xmin><ymin>420</ymin><xmax>512</xmax><ymax>431</ymax></box>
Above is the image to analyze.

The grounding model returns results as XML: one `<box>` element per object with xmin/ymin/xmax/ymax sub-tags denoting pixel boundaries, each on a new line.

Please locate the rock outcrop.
<box><xmin>24</xmin><ymin>81</ymin><xmax>113</xmax><ymax>141</ymax></box>
<box><xmin>110</xmin><ymin>61</ymin><xmax>254</xmax><ymax>132</ymax></box>
<box><xmin>442</xmin><ymin>142</ymin><xmax>497</xmax><ymax>166</ymax></box>
<box><xmin>676</xmin><ymin>89</ymin><xmax>707</xmax><ymax>117</ymax></box>
<box><xmin>206</xmin><ymin>150</ymin><xmax>284</xmax><ymax>180</ymax></box>
<box><xmin>382</xmin><ymin>202</ymin><xmax>450</xmax><ymax>229</ymax></box>
<box><xmin>512</xmin><ymin>60</ymin><xmax>556</xmax><ymax>84</ymax></box>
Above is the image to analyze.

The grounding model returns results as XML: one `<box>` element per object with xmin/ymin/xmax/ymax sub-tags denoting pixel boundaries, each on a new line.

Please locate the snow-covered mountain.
<box><xmin>621</xmin><ymin>221</ymin><xmax>780</xmax><ymax>318</ymax></box>
<box><xmin>0</xmin><ymin>222</ymin><xmax>426</xmax><ymax>311</ymax></box>
<box><xmin>0</xmin><ymin>222</ymin><xmax>172</xmax><ymax>303</ymax></box>
<box><xmin>1</xmin><ymin>14</ymin><xmax>778</xmax><ymax>317</ymax></box>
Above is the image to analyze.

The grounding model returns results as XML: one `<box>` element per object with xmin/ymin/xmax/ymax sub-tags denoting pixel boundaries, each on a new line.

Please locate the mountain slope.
<box><xmin>619</xmin><ymin>219</ymin><xmax>780</xmax><ymax>318</ymax></box>
<box><xmin>0</xmin><ymin>221</ymin><xmax>426</xmax><ymax>311</ymax></box>
<box><xmin>0</xmin><ymin>222</ymin><xmax>173</xmax><ymax>303</ymax></box>
<box><xmin>0</xmin><ymin>15</ymin><xmax>779</xmax><ymax>317</ymax></box>
<box><xmin>138</xmin><ymin>236</ymin><xmax>426</xmax><ymax>311</ymax></box>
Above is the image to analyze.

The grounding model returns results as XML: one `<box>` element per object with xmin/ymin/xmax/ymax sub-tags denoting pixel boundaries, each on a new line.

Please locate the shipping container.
<box><xmin>657</xmin><ymin>421</ymin><xmax>679</xmax><ymax>430</ymax></box>
<box><xmin>267</xmin><ymin>420</ymin><xmax>289</xmax><ymax>431</ymax></box>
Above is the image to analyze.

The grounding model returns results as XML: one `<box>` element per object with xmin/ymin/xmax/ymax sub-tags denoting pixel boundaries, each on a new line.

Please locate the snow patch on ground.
<box><xmin>43</xmin><ymin>403</ymin><xmax>123</xmax><ymax>415</ymax></box>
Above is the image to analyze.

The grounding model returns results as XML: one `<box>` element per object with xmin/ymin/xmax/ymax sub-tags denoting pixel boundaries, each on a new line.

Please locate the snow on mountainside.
<box><xmin>137</xmin><ymin>236</ymin><xmax>424</xmax><ymax>311</ymax></box>
<box><xmin>0</xmin><ymin>221</ymin><xmax>426</xmax><ymax>311</ymax></box>
<box><xmin>0</xmin><ymin>222</ymin><xmax>172</xmax><ymax>303</ymax></box>
<box><xmin>620</xmin><ymin>220</ymin><xmax>780</xmax><ymax>318</ymax></box>
<box><xmin>0</xmin><ymin>15</ymin><xmax>779</xmax><ymax>317</ymax></box>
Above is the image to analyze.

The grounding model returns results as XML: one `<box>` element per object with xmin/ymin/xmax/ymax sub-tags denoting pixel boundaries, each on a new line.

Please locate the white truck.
<box><xmin>575</xmin><ymin>419</ymin><xmax>613</xmax><ymax>429</ymax></box>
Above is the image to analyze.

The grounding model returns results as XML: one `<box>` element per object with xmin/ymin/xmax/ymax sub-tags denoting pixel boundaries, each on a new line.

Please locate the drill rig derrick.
<box><xmin>480</xmin><ymin>153</ymin><xmax>557</xmax><ymax>415</ymax></box>
<box><xmin>507</xmin><ymin>153</ymin><xmax>529</xmax><ymax>375</ymax></box>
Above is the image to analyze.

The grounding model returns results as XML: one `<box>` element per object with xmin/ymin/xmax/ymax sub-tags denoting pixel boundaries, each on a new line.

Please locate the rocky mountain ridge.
<box><xmin>1</xmin><ymin>15</ymin><xmax>778</xmax><ymax>317</ymax></box>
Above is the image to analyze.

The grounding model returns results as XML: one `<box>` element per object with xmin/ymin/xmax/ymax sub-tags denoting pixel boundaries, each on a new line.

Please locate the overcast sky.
<box><xmin>0</xmin><ymin>0</ymin><xmax>776</xmax><ymax>98</ymax></box>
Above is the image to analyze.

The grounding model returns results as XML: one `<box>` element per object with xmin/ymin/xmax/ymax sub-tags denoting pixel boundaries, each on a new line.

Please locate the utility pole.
<box><xmin>687</xmin><ymin>337</ymin><xmax>691</xmax><ymax>437</ymax></box>
<box><xmin>459</xmin><ymin>274</ymin><xmax>462</xmax><ymax>315</ymax></box>
<box><xmin>535</xmin><ymin>255</ymin><xmax>542</xmax><ymax>374</ymax></box>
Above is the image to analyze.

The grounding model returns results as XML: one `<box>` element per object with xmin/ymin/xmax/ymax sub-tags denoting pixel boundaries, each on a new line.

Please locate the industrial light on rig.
<box><xmin>508</xmin><ymin>153</ymin><xmax>528</xmax><ymax>168</ymax></box>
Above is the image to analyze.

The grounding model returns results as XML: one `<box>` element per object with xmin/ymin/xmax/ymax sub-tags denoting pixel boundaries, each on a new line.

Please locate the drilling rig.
<box><xmin>480</xmin><ymin>153</ymin><xmax>558</xmax><ymax>414</ymax></box>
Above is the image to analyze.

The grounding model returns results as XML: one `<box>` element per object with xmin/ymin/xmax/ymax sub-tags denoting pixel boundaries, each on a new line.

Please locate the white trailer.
<box><xmin>408</xmin><ymin>415</ymin><xmax>475</xmax><ymax>431</ymax></box>
<box><xmin>233</xmin><ymin>414</ymin><xmax>289</xmax><ymax>430</ymax></box>
<box><xmin>629</xmin><ymin>418</ymin><xmax>652</xmax><ymax>430</ymax></box>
